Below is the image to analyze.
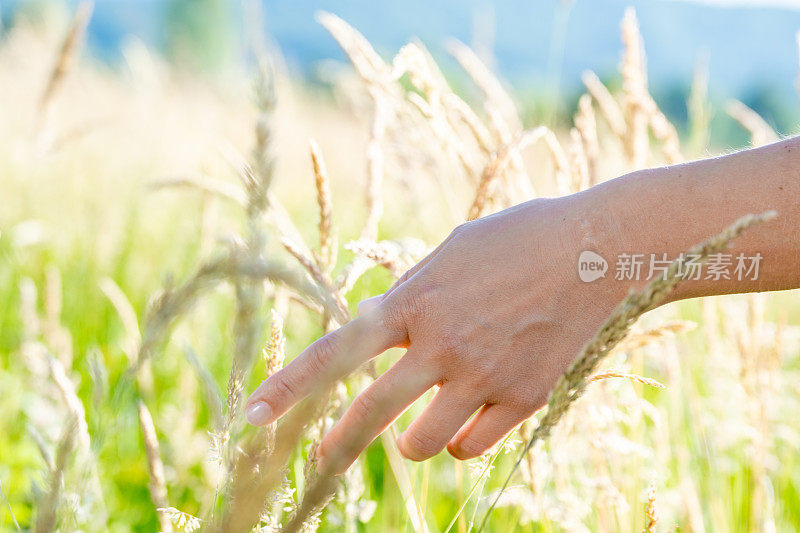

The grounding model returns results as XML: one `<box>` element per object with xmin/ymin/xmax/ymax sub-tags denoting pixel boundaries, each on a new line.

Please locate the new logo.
<box><xmin>578</xmin><ymin>250</ymin><xmax>608</xmax><ymax>282</ymax></box>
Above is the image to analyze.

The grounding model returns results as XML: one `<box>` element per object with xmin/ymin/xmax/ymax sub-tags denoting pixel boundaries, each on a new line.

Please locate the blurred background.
<box><xmin>2</xmin><ymin>1</ymin><xmax>800</xmax><ymax>531</ymax></box>
<box><xmin>3</xmin><ymin>0</ymin><xmax>800</xmax><ymax>142</ymax></box>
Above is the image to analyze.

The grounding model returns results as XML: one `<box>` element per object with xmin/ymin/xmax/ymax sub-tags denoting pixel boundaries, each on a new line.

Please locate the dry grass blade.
<box><xmin>542</xmin><ymin>128</ymin><xmax>574</xmax><ymax>196</ymax></box>
<box><xmin>316</xmin><ymin>11</ymin><xmax>395</xmax><ymax>93</ymax></box>
<box><xmin>266</xmin><ymin>191</ymin><xmax>312</xmax><ymax>247</ymax></box>
<box><xmin>134</xmin><ymin>254</ymin><xmax>327</xmax><ymax>373</ymax></box>
<box><xmin>150</xmin><ymin>176</ymin><xmax>247</xmax><ymax>206</ymax></box>
<box><xmin>406</xmin><ymin>92</ymin><xmax>471</xmax><ymax>220</ymax></box>
<box><xmin>407</xmin><ymin>92</ymin><xmax>476</xmax><ymax>183</ymax></box>
<box><xmin>444</xmin><ymin>92</ymin><xmax>494</xmax><ymax>156</ymax></box>
<box><xmin>616</xmin><ymin>320</ymin><xmax>697</xmax><ymax>352</ymax></box>
<box><xmin>468</xmin><ymin>127</ymin><xmax>546</xmax><ymax>220</ymax></box>
<box><xmin>379</xmin><ymin>429</ymin><xmax>430</xmax><ymax>532</ymax></box>
<box><xmin>478</xmin><ymin>210</ymin><xmax>776</xmax><ymax>530</ymax></box>
<box><xmin>0</xmin><ymin>477</ymin><xmax>20</xmax><ymax>532</ymax></box>
<box><xmin>210</xmin><ymin>391</ymin><xmax>329</xmax><ymax>533</ymax></box>
<box><xmin>281</xmin><ymin>237</ymin><xmax>349</xmax><ymax>324</ymax></box>
<box><xmin>19</xmin><ymin>278</ymin><xmax>40</xmax><ymax>344</ymax></box>
<box><xmin>182</xmin><ymin>344</ymin><xmax>225</xmax><ymax>431</ymax></box>
<box><xmin>224</xmin><ymin>59</ymin><xmax>276</xmax><ymax>443</ymax></box>
<box><xmin>228</xmin><ymin>293</ymin><xmax>267</xmax><ymax>465</ymax></box>
<box><xmin>588</xmin><ymin>369</ymin><xmax>665</xmax><ymax>389</ymax></box>
<box><xmin>287</xmin><ymin>399</ymin><xmax>430</xmax><ymax>533</ymax></box>
<box><xmin>620</xmin><ymin>8</ymin><xmax>649</xmax><ymax>169</ymax></box>
<box><xmin>333</xmin><ymin>257</ymin><xmax>375</xmax><ymax>296</ymax></box>
<box><xmin>160</xmin><ymin>508</ymin><xmax>202</xmax><ymax>532</ymax></box>
<box><xmin>237</xmin><ymin>256</ymin><xmax>348</xmax><ymax>325</ymax></box>
<box><xmin>47</xmin><ymin>355</ymin><xmax>107</xmax><ymax>520</ymax></box>
<box><xmin>647</xmin><ymin>103</ymin><xmax>682</xmax><ymax>164</ymax></box>
<box><xmin>137</xmin><ymin>401</ymin><xmax>172</xmax><ymax>532</ymax></box>
<box><xmin>47</xmin><ymin>356</ymin><xmax>92</xmax><ymax>455</ymax></box>
<box><xmin>284</xmin><ymin>229</ymin><xmax>430</xmax><ymax>531</ymax></box>
<box><xmin>99</xmin><ymin>277</ymin><xmax>142</xmax><ymax>361</ymax></box>
<box><xmin>34</xmin><ymin>418</ymin><xmax>78</xmax><ymax>533</ymax></box>
<box><xmin>43</xmin><ymin>267</ymin><xmax>72</xmax><ymax>367</ymax></box>
<box><xmin>316</xmin><ymin>13</ymin><xmax>394</xmax><ymax>242</ymax></box>
<box><xmin>645</xmin><ymin>479</ymin><xmax>658</xmax><ymax>533</ymax></box>
<box><xmin>445</xmin><ymin>38</ymin><xmax>521</xmax><ymax>133</ymax></box>
<box><xmin>726</xmin><ymin>99</ymin><xmax>780</xmax><ymax>147</ymax></box>
<box><xmin>264</xmin><ymin>309</ymin><xmax>286</xmax><ymax>376</ymax></box>
<box><xmin>392</xmin><ymin>40</ymin><xmax>450</xmax><ymax>102</ymax></box>
<box><xmin>395</xmin><ymin>43</ymin><xmax>479</xmax><ymax>181</ymax></box>
<box><xmin>345</xmin><ymin>239</ymin><xmax>413</xmax><ymax>278</ymax></box>
<box><xmin>686</xmin><ymin>56</ymin><xmax>711</xmax><ymax>153</ymax></box>
<box><xmin>135</xmin><ymin>257</ymin><xmax>233</xmax><ymax>373</ymax></box>
<box><xmin>282</xmin><ymin>474</ymin><xmax>338</xmax><ymax>533</ymax></box>
<box><xmin>582</xmin><ymin>70</ymin><xmax>626</xmax><ymax>139</ymax></box>
<box><xmin>29</xmin><ymin>425</ymin><xmax>54</xmax><ymax>473</ymax></box>
<box><xmin>362</xmin><ymin>101</ymin><xmax>388</xmax><ymax>241</ymax></box>
<box><xmin>575</xmin><ymin>94</ymin><xmax>600</xmax><ymax>186</ymax></box>
<box><xmin>38</xmin><ymin>1</ymin><xmax>93</xmax><ymax>115</ymax></box>
<box><xmin>567</xmin><ymin>128</ymin><xmax>590</xmax><ymax>192</ymax></box>
<box><xmin>309</xmin><ymin>139</ymin><xmax>337</xmax><ymax>273</ymax></box>
<box><xmin>620</xmin><ymin>9</ymin><xmax>681</xmax><ymax>164</ymax></box>
<box><xmin>688</xmin><ymin>56</ymin><xmax>711</xmax><ymax>152</ymax></box>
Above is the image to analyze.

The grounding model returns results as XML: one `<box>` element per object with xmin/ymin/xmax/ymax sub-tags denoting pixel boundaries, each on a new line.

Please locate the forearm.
<box><xmin>588</xmin><ymin>136</ymin><xmax>800</xmax><ymax>300</ymax></box>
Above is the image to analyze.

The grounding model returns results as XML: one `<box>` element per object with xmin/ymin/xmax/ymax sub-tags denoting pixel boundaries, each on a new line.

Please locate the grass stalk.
<box><xmin>137</xmin><ymin>401</ymin><xmax>172</xmax><ymax>532</ymax></box>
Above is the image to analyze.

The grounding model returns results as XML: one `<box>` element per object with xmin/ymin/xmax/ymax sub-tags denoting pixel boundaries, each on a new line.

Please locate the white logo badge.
<box><xmin>578</xmin><ymin>250</ymin><xmax>608</xmax><ymax>282</ymax></box>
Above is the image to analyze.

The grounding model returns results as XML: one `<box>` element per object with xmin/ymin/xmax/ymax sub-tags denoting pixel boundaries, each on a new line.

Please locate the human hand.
<box><xmin>245</xmin><ymin>193</ymin><xmax>628</xmax><ymax>474</ymax></box>
<box><xmin>245</xmin><ymin>137</ymin><xmax>800</xmax><ymax>475</ymax></box>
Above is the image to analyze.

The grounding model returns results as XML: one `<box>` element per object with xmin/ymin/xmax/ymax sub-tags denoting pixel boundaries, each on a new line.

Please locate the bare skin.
<box><xmin>245</xmin><ymin>136</ymin><xmax>800</xmax><ymax>475</ymax></box>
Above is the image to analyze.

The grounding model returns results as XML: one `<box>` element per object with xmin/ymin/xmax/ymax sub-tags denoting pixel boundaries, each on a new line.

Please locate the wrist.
<box><xmin>548</xmin><ymin>186</ymin><xmax>641</xmax><ymax>312</ymax></box>
<box><xmin>582</xmin><ymin>154</ymin><xmax>788</xmax><ymax>303</ymax></box>
<box><xmin>582</xmin><ymin>168</ymin><xmax>702</xmax><ymax>304</ymax></box>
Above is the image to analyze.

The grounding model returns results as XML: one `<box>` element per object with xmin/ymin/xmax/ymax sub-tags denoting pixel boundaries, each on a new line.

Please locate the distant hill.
<box><xmin>5</xmin><ymin>0</ymin><xmax>800</xmax><ymax>131</ymax></box>
<box><xmin>259</xmin><ymin>0</ymin><xmax>800</xmax><ymax>121</ymax></box>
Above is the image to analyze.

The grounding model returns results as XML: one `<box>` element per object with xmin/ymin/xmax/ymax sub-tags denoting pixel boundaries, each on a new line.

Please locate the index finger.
<box><xmin>245</xmin><ymin>308</ymin><xmax>405</xmax><ymax>426</ymax></box>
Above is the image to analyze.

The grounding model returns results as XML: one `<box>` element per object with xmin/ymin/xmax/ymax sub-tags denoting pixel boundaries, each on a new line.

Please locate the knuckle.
<box><xmin>307</xmin><ymin>332</ymin><xmax>341</xmax><ymax>375</ymax></box>
<box><xmin>506</xmin><ymin>391</ymin><xmax>542</xmax><ymax>414</ymax></box>
<box><xmin>396</xmin><ymin>269</ymin><xmax>412</xmax><ymax>286</ymax></box>
<box><xmin>471</xmin><ymin>358</ymin><xmax>500</xmax><ymax>385</ymax></box>
<box><xmin>451</xmin><ymin>222</ymin><xmax>472</xmax><ymax>238</ymax></box>
<box><xmin>395</xmin><ymin>284</ymin><xmax>436</xmax><ymax>325</ymax></box>
<box><xmin>349</xmin><ymin>391</ymin><xmax>379</xmax><ymax>425</ymax></box>
<box><xmin>435</xmin><ymin>328</ymin><xmax>468</xmax><ymax>359</ymax></box>
<box><xmin>402</xmin><ymin>427</ymin><xmax>442</xmax><ymax>459</ymax></box>
<box><xmin>272</xmin><ymin>372</ymin><xmax>298</xmax><ymax>403</ymax></box>
<box><xmin>375</xmin><ymin>298</ymin><xmax>407</xmax><ymax>338</ymax></box>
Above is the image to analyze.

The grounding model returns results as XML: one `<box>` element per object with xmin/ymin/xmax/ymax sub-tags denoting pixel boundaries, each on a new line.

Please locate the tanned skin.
<box><xmin>245</xmin><ymin>137</ymin><xmax>800</xmax><ymax>474</ymax></box>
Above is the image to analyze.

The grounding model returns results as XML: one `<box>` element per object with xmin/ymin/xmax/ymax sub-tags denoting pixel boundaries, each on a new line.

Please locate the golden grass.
<box><xmin>2</xmin><ymin>5</ymin><xmax>798</xmax><ymax>533</ymax></box>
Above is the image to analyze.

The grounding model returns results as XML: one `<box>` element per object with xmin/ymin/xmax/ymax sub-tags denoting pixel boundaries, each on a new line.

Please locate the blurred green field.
<box><xmin>2</xmin><ymin>6</ymin><xmax>800</xmax><ymax>533</ymax></box>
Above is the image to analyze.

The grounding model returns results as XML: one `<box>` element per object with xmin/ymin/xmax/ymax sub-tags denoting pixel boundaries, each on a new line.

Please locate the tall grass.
<box><xmin>1</xmin><ymin>5</ymin><xmax>799</xmax><ymax>532</ymax></box>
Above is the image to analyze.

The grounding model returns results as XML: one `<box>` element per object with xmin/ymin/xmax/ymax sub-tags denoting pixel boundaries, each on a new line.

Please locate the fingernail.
<box><xmin>245</xmin><ymin>401</ymin><xmax>272</xmax><ymax>426</ymax></box>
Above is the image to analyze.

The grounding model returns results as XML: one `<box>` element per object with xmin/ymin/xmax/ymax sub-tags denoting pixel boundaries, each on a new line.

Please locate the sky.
<box><xmin>680</xmin><ymin>0</ymin><xmax>800</xmax><ymax>7</ymax></box>
<box><xmin>4</xmin><ymin>0</ymin><xmax>800</xmax><ymax>129</ymax></box>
